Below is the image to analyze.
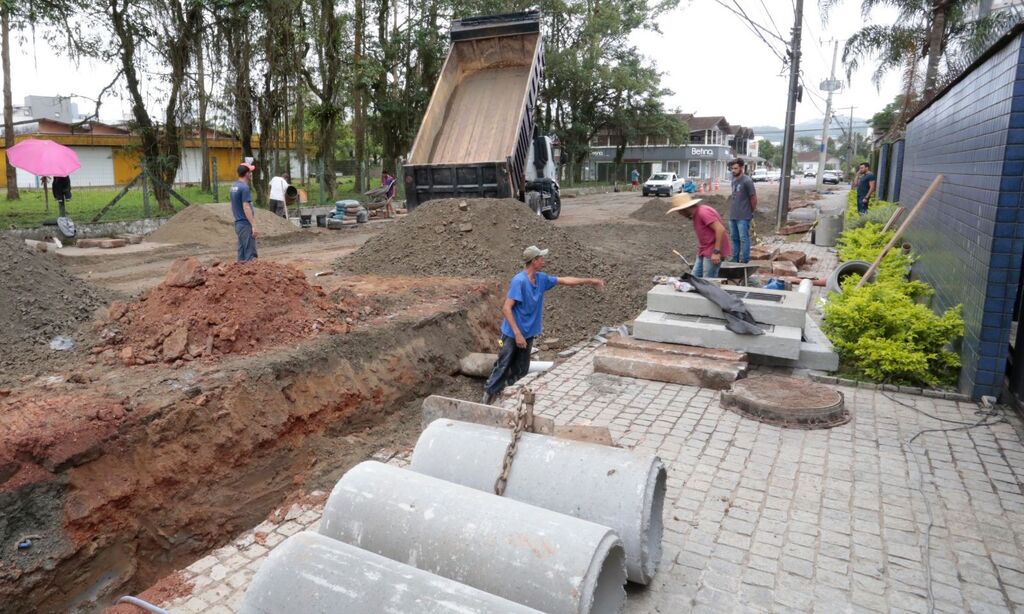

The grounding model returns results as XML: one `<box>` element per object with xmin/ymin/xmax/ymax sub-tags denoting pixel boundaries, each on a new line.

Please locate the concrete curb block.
<box><xmin>320</xmin><ymin>461</ymin><xmax>628</xmax><ymax>614</ymax></box>
<box><xmin>411</xmin><ymin>419</ymin><xmax>667</xmax><ymax>585</ymax></box>
<box><xmin>808</xmin><ymin>374</ymin><xmax>971</xmax><ymax>402</ymax></box>
<box><xmin>241</xmin><ymin>532</ymin><xmax>542</xmax><ymax>613</ymax></box>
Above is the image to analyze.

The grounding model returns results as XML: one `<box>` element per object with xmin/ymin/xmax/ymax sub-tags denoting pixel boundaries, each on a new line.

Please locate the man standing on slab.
<box><xmin>230</xmin><ymin>163</ymin><xmax>259</xmax><ymax>262</ymax></box>
<box><xmin>482</xmin><ymin>246</ymin><xmax>605</xmax><ymax>405</ymax></box>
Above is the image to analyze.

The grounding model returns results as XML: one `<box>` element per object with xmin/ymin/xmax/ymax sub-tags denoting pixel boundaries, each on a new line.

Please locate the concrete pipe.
<box><xmin>241</xmin><ymin>532</ymin><xmax>541</xmax><ymax>614</ymax></box>
<box><xmin>319</xmin><ymin>461</ymin><xmax>627</xmax><ymax>614</ymax></box>
<box><xmin>410</xmin><ymin>419</ymin><xmax>667</xmax><ymax>585</ymax></box>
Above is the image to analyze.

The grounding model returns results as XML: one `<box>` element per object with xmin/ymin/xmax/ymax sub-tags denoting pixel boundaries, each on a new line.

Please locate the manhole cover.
<box><xmin>720</xmin><ymin>375</ymin><xmax>849</xmax><ymax>429</ymax></box>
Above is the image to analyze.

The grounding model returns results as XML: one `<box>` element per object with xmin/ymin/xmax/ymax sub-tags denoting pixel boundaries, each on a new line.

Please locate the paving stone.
<box><xmin>139</xmin><ymin>336</ymin><xmax>1024</xmax><ymax>614</ymax></box>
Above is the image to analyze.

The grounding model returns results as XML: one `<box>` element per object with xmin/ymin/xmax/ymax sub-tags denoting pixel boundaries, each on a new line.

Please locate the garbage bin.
<box><xmin>814</xmin><ymin>211</ymin><xmax>844</xmax><ymax>247</ymax></box>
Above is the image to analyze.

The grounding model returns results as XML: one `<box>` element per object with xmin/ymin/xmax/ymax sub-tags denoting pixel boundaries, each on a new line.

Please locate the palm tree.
<box><xmin>821</xmin><ymin>0</ymin><xmax>1018</xmax><ymax>101</ymax></box>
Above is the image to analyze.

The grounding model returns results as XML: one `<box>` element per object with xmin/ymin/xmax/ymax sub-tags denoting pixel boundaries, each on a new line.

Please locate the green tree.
<box><xmin>822</xmin><ymin>0</ymin><xmax>1019</xmax><ymax>101</ymax></box>
<box><xmin>797</xmin><ymin>135</ymin><xmax>818</xmax><ymax>152</ymax></box>
<box><xmin>756</xmin><ymin>138</ymin><xmax>781</xmax><ymax>167</ymax></box>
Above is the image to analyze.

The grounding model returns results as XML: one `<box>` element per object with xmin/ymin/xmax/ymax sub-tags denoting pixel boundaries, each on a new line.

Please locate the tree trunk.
<box><xmin>197</xmin><ymin>24</ymin><xmax>211</xmax><ymax>192</ymax></box>
<box><xmin>297</xmin><ymin>85</ymin><xmax>306</xmax><ymax>183</ymax></box>
<box><xmin>3</xmin><ymin>8</ymin><xmax>18</xmax><ymax>200</ymax></box>
<box><xmin>353</xmin><ymin>0</ymin><xmax>365</xmax><ymax>192</ymax></box>
<box><xmin>923</xmin><ymin>0</ymin><xmax>948</xmax><ymax>98</ymax></box>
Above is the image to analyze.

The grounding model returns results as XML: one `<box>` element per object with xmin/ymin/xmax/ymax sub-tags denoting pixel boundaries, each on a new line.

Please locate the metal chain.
<box><xmin>493</xmin><ymin>388</ymin><xmax>534</xmax><ymax>496</ymax></box>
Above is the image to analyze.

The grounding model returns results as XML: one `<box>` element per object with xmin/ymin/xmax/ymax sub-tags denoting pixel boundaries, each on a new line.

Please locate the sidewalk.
<box><xmin>153</xmin><ymin>338</ymin><xmax>1024</xmax><ymax>613</ymax></box>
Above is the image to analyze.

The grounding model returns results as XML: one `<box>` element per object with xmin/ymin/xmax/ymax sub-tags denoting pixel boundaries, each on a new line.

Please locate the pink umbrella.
<box><xmin>6</xmin><ymin>138</ymin><xmax>81</xmax><ymax>176</ymax></box>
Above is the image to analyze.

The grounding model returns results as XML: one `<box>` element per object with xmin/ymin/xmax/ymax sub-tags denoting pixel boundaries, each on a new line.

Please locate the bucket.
<box><xmin>814</xmin><ymin>211</ymin><xmax>844</xmax><ymax>247</ymax></box>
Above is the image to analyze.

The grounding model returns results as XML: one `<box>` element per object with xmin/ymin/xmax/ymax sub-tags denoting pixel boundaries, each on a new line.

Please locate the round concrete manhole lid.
<box><xmin>720</xmin><ymin>375</ymin><xmax>849</xmax><ymax>429</ymax></box>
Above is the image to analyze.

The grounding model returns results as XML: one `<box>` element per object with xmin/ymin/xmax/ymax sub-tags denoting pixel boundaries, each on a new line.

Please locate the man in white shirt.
<box><xmin>268</xmin><ymin>172</ymin><xmax>290</xmax><ymax>217</ymax></box>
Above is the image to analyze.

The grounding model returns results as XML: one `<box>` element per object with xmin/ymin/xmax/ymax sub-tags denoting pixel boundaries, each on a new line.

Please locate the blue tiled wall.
<box><xmin>901</xmin><ymin>33</ymin><xmax>1024</xmax><ymax>398</ymax></box>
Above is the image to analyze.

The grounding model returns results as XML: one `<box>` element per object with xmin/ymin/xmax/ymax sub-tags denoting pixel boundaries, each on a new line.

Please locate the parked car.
<box><xmin>642</xmin><ymin>172</ymin><xmax>683</xmax><ymax>196</ymax></box>
<box><xmin>751</xmin><ymin>169</ymin><xmax>770</xmax><ymax>183</ymax></box>
<box><xmin>804</xmin><ymin>171</ymin><xmax>816</xmax><ymax>178</ymax></box>
<box><xmin>770</xmin><ymin>170</ymin><xmax>782</xmax><ymax>182</ymax></box>
<box><xmin>821</xmin><ymin>171</ymin><xmax>840</xmax><ymax>185</ymax></box>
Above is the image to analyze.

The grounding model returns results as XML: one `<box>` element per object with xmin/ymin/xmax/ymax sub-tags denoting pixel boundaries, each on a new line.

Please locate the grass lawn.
<box><xmin>0</xmin><ymin>176</ymin><xmax>398</xmax><ymax>228</ymax></box>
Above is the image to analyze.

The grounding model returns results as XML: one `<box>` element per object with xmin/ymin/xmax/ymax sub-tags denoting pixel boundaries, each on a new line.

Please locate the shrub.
<box><xmin>835</xmin><ymin>223</ymin><xmax>916</xmax><ymax>284</ymax></box>
<box><xmin>825</xmin><ymin>219</ymin><xmax>964</xmax><ymax>386</ymax></box>
<box><xmin>844</xmin><ymin>189</ymin><xmax>891</xmax><ymax>225</ymax></box>
<box><xmin>846</xmin><ymin>201</ymin><xmax>899</xmax><ymax>230</ymax></box>
<box><xmin>823</xmin><ymin>279</ymin><xmax>963</xmax><ymax>386</ymax></box>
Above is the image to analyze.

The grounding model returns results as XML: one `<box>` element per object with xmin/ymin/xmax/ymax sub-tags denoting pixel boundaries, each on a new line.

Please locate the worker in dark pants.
<box><xmin>230</xmin><ymin>163</ymin><xmax>259</xmax><ymax>261</ymax></box>
<box><xmin>482</xmin><ymin>245</ymin><xmax>604</xmax><ymax>405</ymax></box>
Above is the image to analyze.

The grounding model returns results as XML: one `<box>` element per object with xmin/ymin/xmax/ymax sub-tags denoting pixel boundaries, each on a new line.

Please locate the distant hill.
<box><xmin>752</xmin><ymin>117</ymin><xmax>871</xmax><ymax>143</ymax></box>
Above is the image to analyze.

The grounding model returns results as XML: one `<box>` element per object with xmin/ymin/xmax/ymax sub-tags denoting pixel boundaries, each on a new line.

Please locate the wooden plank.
<box><xmin>856</xmin><ymin>175</ymin><xmax>943</xmax><ymax>288</ymax></box>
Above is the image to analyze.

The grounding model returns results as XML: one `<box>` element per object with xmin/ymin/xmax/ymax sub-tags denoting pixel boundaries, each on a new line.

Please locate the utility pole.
<box><xmin>846</xmin><ymin>106</ymin><xmax>856</xmax><ymax>172</ymax></box>
<box><xmin>815</xmin><ymin>40</ymin><xmax>841</xmax><ymax>191</ymax></box>
<box><xmin>776</xmin><ymin>0</ymin><xmax>803</xmax><ymax>232</ymax></box>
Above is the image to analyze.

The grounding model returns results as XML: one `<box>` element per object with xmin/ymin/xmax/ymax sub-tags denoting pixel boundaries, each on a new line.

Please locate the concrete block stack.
<box><xmin>614</xmin><ymin>282</ymin><xmax>838</xmax><ymax>376</ymax></box>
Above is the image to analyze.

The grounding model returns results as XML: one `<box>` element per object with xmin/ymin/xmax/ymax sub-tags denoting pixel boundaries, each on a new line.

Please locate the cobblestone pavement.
<box><xmin>150</xmin><ymin>339</ymin><xmax>1024</xmax><ymax>614</ymax></box>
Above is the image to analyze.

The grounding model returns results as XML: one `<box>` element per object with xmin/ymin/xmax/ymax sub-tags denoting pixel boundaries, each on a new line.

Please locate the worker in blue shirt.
<box><xmin>482</xmin><ymin>245</ymin><xmax>605</xmax><ymax>404</ymax></box>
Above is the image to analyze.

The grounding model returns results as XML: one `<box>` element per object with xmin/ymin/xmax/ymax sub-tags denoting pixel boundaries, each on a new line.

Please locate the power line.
<box><xmin>710</xmin><ymin>0</ymin><xmax>789</xmax><ymax>66</ymax></box>
<box><xmin>757</xmin><ymin>0</ymin><xmax>786</xmax><ymax>42</ymax></box>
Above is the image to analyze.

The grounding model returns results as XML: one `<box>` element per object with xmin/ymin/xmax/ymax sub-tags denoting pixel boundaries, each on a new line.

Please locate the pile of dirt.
<box><xmin>102</xmin><ymin>258</ymin><xmax>349</xmax><ymax>365</ymax></box>
<box><xmin>629</xmin><ymin>194</ymin><xmax>731</xmax><ymax>223</ymax></box>
<box><xmin>0</xmin><ymin>236</ymin><xmax>108</xmax><ymax>384</ymax></box>
<box><xmin>148</xmin><ymin>203</ymin><xmax>298</xmax><ymax>246</ymax></box>
<box><xmin>339</xmin><ymin>198</ymin><xmax>651</xmax><ymax>347</ymax></box>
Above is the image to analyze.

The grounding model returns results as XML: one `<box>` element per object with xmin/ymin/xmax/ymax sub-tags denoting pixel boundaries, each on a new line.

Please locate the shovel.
<box><xmin>672</xmin><ymin>249</ymin><xmax>693</xmax><ymax>273</ymax></box>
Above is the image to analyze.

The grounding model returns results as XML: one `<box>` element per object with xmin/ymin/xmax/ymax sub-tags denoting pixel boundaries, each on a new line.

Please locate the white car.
<box><xmin>822</xmin><ymin>171</ymin><xmax>840</xmax><ymax>185</ymax></box>
<box><xmin>642</xmin><ymin>172</ymin><xmax>684</xmax><ymax>196</ymax></box>
<box><xmin>751</xmin><ymin>169</ymin><xmax>770</xmax><ymax>183</ymax></box>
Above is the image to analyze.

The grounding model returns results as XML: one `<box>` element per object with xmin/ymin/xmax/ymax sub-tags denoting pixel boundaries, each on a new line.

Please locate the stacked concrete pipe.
<box><xmin>241</xmin><ymin>532</ymin><xmax>541</xmax><ymax>614</ymax></box>
<box><xmin>319</xmin><ymin>461</ymin><xmax>628</xmax><ymax>614</ymax></box>
<box><xmin>410</xmin><ymin>419</ymin><xmax>667</xmax><ymax>584</ymax></box>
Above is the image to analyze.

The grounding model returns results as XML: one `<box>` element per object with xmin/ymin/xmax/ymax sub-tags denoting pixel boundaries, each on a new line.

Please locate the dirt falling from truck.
<box><xmin>338</xmin><ymin>198</ymin><xmax>653</xmax><ymax>347</ymax></box>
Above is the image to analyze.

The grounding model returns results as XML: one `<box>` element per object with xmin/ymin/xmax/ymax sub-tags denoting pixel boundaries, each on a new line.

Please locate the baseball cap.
<box><xmin>666</xmin><ymin>193</ymin><xmax>703</xmax><ymax>214</ymax></box>
<box><xmin>523</xmin><ymin>245</ymin><xmax>549</xmax><ymax>262</ymax></box>
<box><xmin>237</xmin><ymin>162</ymin><xmax>256</xmax><ymax>176</ymax></box>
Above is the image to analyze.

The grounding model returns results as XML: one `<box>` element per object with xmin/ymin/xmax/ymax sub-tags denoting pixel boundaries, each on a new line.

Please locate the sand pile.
<box><xmin>0</xmin><ymin>236</ymin><xmax>108</xmax><ymax>382</ymax></box>
<box><xmin>148</xmin><ymin>203</ymin><xmax>298</xmax><ymax>246</ymax></box>
<box><xmin>339</xmin><ymin>198</ymin><xmax>651</xmax><ymax>347</ymax></box>
<box><xmin>103</xmin><ymin>258</ymin><xmax>349</xmax><ymax>365</ymax></box>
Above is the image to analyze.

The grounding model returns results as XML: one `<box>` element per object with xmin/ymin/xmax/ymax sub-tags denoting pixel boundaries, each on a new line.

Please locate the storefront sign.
<box><xmin>689</xmin><ymin>147</ymin><xmax>716</xmax><ymax>158</ymax></box>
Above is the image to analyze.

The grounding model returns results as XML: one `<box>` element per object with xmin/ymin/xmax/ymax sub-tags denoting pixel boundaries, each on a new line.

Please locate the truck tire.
<box><xmin>542</xmin><ymin>192</ymin><xmax>561</xmax><ymax>220</ymax></box>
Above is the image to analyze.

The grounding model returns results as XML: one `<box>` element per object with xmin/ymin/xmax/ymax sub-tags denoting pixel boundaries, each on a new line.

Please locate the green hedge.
<box><xmin>823</xmin><ymin>222</ymin><xmax>963</xmax><ymax>386</ymax></box>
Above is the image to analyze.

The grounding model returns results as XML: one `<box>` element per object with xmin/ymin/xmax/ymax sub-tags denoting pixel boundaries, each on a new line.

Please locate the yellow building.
<box><xmin>0</xmin><ymin>119</ymin><xmax>262</xmax><ymax>188</ymax></box>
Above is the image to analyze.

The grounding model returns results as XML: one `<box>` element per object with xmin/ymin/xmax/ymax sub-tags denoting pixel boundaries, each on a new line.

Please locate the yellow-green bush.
<box><xmin>844</xmin><ymin>189</ymin><xmax>895</xmax><ymax>225</ymax></box>
<box><xmin>835</xmin><ymin>223</ymin><xmax>917</xmax><ymax>284</ymax></box>
<box><xmin>824</xmin><ymin>221</ymin><xmax>964</xmax><ymax>386</ymax></box>
<box><xmin>823</xmin><ymin>279</ymin><xmax>963</xmax><ymax>385</ymax></box>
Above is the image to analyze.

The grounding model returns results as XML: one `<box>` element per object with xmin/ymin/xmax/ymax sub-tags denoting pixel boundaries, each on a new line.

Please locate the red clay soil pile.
<box><xmin>0</xmin><ymin>236</ymin><xmax>108</xmax><ymax>384</ymax></box>
<box><xmin>103</xmin><ymin>258</ymin><xmax>348</xmax><ymax>365</ymax></box>
<box><xmin>148</xmin><ymin>203</ymin><xmax>298</xmax><ymax>246</ymax></box>
<box><xmin>338</xmin><ymin>198</ymin><xmax>651</xmax><ymax>347</ymax></box>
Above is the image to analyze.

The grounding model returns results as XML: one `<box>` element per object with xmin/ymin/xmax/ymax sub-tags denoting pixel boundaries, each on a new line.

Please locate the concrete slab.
<box><xmin>720</xmin><ymin>375</ymin><xmax>848</xmax><ymax>428</ymax></box>
<box><xmin>606</xmin><ymin>333</ymin><xmax>747</xmax><ymax>362</ymax></box>
<box><xmin>632</xmin><ymin>309</ymin><xmax>802</xmax><ymax>359</ymax></box>
<box><xmin>646</xmin><ymin>284</ymin><xmax>809</xmax><ymax>329</ymax></box>
<box><xmin>748</xmin><ymin>316</ymin><xmax>839</xmax><ymax>371</ymax></box>
<box><xmin>593</xmin><ymin>346</ymin><xmax>746</xmax><ymax>389</ymax></box>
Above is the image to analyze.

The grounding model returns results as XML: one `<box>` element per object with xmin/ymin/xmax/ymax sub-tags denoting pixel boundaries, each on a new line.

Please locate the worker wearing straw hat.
<box><xmin>666</xmin><ymin>193</ymin><xmax>730</xmax><ymax>278</ymax></box>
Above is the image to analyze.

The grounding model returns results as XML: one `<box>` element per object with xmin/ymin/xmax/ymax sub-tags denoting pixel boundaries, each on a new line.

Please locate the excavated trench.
<box><xmin>0</xmin><ymin>279</ymin><xmax>501</xmax><ymax>614</ymax></box>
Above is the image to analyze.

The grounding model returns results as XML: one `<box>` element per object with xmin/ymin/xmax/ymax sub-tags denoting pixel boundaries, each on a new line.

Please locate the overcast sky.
<box><xmin>7</xmin><ymin>0</ymin><xmax>902</xmax><ymax>131</ymax></box>
<box><xmin>633</xmin><ymin>0</ymin><xmax>903</xmax><ymax>127</ymax></box>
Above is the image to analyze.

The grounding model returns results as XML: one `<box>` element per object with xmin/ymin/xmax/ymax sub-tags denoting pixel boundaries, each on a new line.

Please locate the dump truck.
<box><xmin>403</xmin><ymin>11</ymin><xmax>561</xmax><ymax>219</ymax></box>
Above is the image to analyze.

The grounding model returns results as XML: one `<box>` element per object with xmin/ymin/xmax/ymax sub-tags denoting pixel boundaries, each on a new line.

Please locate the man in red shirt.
<box><xmin>667</xmin><ymin>193</ymin><xmax>731</xmax><ymax>278</ymax></box>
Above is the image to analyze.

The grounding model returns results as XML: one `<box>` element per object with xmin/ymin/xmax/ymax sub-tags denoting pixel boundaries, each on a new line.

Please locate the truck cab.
<box><xmin>524</xmin><ymin>134</ymin><xmax>560</xmax><ymax>219</ymax></box>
